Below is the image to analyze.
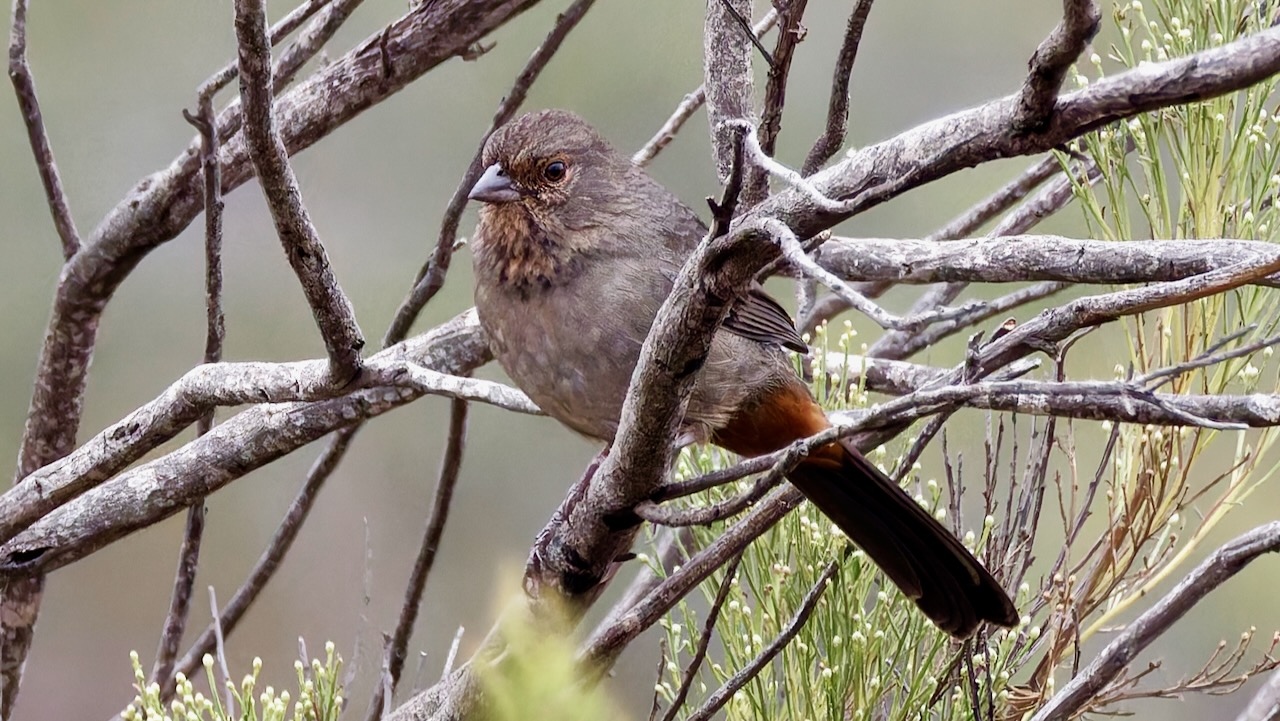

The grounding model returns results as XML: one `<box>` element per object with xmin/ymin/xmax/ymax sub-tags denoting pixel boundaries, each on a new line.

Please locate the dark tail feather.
<box><xmin>786</xmin><ymin>439</ymin><xmax>1018</xmax><ymax>637</ymax></box>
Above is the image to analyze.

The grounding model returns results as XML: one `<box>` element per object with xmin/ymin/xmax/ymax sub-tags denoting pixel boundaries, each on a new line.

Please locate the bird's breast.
<box><xmin>474</xmin><ymin>268</ymin><xmax>656</xmax><ymax>442</ymax></box>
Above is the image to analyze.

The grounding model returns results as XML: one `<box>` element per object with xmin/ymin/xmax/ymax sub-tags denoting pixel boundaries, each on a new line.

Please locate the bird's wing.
<box><xmin>723</xmin><ymin>284</ymin><xmax>809</xmax><ymax>354</ymax></box>
<box><xmin>649</xmin><ymin>198</ymin><xmax>807</xmax><ymax>353</ymax></box>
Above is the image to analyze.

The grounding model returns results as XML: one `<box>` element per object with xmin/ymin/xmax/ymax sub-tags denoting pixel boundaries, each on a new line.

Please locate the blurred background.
<box><xmin>1</xmin><ymin>0</ymin><xmax>1277</xmax><ymax>718</ymax></box>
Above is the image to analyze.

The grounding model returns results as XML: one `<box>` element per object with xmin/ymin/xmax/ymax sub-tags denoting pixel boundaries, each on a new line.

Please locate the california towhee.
<box><xmin>467</xmin><ymin>109</ymin><xmax>1018</xmax><ymax>637</ymax></box>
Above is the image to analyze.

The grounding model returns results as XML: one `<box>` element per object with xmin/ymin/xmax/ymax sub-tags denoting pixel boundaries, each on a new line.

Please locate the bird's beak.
<box><xmin>468</xmin><ymin>163</ymin><xmax>521</xmax><ymax>203</ymax></box>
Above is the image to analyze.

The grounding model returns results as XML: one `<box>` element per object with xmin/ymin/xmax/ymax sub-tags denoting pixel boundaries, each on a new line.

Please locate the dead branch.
<box><xmin>150</xmin><ymin>92</ymin><xmax>226</xmax><ymax>694</ymax></box>
<box><xmin>1016</xmin><ymin>0</ymin><xmax>1101</xmax><ymax>130</ymax></box>
<box><xmin>703</xmin><ymin>0</ymin><xmax>758</xmax><ymax>199</ymax></box>
<box><xmin>3</xmin><ymin>2</ymin><xmax>539</xmax><ymax>704</ymax></box>
<box><xmin>801</xmin><ymin>0</ymin><xmax>875</xmax><ymax>175</ymax></box>
<box><xmin>366</xmin><ymin>398</ymin><xmax>469</xmax><ymax>721</ymax></box>
<box><xmin>8</xmin><ymin>0</ymin><xmax>78</xmax><ymax>259</ymax></box>
<box><xmin>234</xmin><ymin>0</ymin><xmax>365</xmax><ymax>381</ymax></box>
<box><xmin>817</xmin><ymin>235</ymin><xmax>1280</xmax><ymax>286</ymax></box>
<box><xmin>1029</xmin><ymin>522</ymin><xmax>1280</xmax><ymax>721</ymax></box>
<box><xmin>0</xmin><ymin>312</ymin><xmax>500</xmax><ymax>574</ymax></box>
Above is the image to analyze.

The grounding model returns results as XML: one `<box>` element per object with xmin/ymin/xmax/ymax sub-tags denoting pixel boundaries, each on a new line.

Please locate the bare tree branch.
<box><xmin>801</xmin><ymin>0</ymin><xmax>875</xmax><ymax>175</ymax></box>
<box><xmin>0</xmin><ymin>312</ymin><xmax>499</xmax><ymax>574</ymax></box>
<box><xmin>757</xmin><ymin>0</ymin><xmax>808</xmax><ymax>156</ymax></box>
<box><xmin>887</xmin><ymin>282</ymin><xmax>1068</xmax><ymax>360</ymax></box>
<box><xmin>166</xmin><ymin>425</ymin><xmax>359</xmax><ymax>699</ymax></box>
<box><xmin>366</xmin><ymin>398</ymin><xmax>469</xmax><ymax>721</ymax></box>
<box><xmin>751</xmin><ymin>27</ymin><xmax>1280</xmax><ymax>239</ymax></box>
<box><xmin>235</xmin><ymin>0</ymin><xmax>365</xmax><ymax>381</ymax></box>
<box><xmin>828</xmin><ymin>153</ymin><xmax>1067</xmax><ymax>328</ymax></box>
<box><xmin>1029</xmin><ymin>522</ymin><xmax>1280</xmax><ymax>721</ymax></box>
<box><xmin>150</xmin><ymin>95</ymin><xmax>226</xmax><ymax>694</ymax></box>
<box><xmin>817</xmin><ymin>235</ymin><xmax>1280</xmax><ymax>286</ymax></box>
<box><xmin>868</xmin><ymin>155</ymin><xmax>1104</xmax><ymax>359</ymax></box>
<box><xmin>0</xmin><ymin>333</ymin><xmax>537</xmax><ymax>549</ymax></box>
<box><xmin>1016</xmin><ymin>0</ymin><xmax>1101</xmax><ymax>131</ymax></box>
<box><xmin>704</xmin><ymin>0</ymin><xmax>759</xmax><ymax>201</ymax></box>
<box><xmin>8</xmin><ymin>0</ymin><xmax>79</xmax><ymax>259</ymax></box>
<box><xmin>195</xmin><ymin>0</ymin><xmax>330</xmax><ymax>103</ymax></box>
<box><xmin>931</xmin><ymin>155</ymin><xmax>1064</xmax><ymax>241</ymax></box>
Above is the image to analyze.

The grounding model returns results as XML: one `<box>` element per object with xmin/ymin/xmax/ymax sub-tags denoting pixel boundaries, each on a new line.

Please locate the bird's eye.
<box><xmin>542</xmin><ymin>160</ymin><xmax>567</xmax><ymax>182</ymax></box>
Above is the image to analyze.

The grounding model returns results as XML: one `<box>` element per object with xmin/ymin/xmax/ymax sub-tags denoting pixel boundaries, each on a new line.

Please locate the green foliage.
<box><xmin>1063</xmin><ymin>0</ymin><xmax>1280</xmax><ymax>651</ymax></box>
<box><xmin>478</xmin><ymin>593</ymin><xmax>625</xmax><ymax>721</ymax></box>
<box><xmin>123</xmin><ymin>643</ymin><xmax>343</xmax><ymax>721</ymax></box>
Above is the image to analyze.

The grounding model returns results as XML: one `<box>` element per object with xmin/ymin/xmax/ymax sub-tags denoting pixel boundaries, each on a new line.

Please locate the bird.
<box><xmin>465</xmin><ymin>109</ymin><xmax>1018</xmax><ymax>638</ymax></box>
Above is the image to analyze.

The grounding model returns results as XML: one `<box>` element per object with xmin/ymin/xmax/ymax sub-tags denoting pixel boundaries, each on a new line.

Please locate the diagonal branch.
<box><xmin>801</xmin><ymin>0</ymin><xmax>875</xmax><ymax>175</ymax></box>
<box><xmin>0</xmin><ymin>312</ymin><xmax>496</xmax><ymax>577</ymax></box>
<box><xmin>7</xmin><ymin>0</ymin><xmax>79</xmax><ymax>259</ymax></box>
<box><xmin>365</xmin><ymin>398</ymin><xmax>469</xmax><ymax>721</ymax></box>
<box><xmin>234</xmin><ymin>0</ymin><xmax>365</xmax><ymax>381</ymax></box>
<box><xmin>194</xmin><ymin>0</ymin><xmax>330</xmax><ymax>104</ymax></box>
<box><xmin>2</xmin><ymin>1</ymin><xmax>543</xmax><ymax>713</ymax></box>
<box><xmin>752</xmin><ymin>26</ymin><xmax>1280</xmax><ymax>239</ymax></box>
<box><xmin>1029</xmin><ymin>522</ymin><xmax>1280</xmax><ymax>721</ymax></box>
<box><xmin>0</xmin><ymin>314</ymin><xmax>534</xmax><ymax>552</ymax></box>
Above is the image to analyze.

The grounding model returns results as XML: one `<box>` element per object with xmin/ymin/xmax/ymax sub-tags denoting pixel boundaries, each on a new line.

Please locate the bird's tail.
<box><xmin>786</xmin><ymin>439</ymin><xmax>1019</xmax><ymax>637</ymax></box>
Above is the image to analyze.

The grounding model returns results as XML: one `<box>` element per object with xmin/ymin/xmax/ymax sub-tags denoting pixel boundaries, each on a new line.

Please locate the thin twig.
<box><xmin>151</xmin><ymin>92</ymin><xmax>226</xmax><ymax>696</ymax></box>
<box><xmin>686</xmin><ymin>557</ymin><xmax>842</xmax><ymax>721</ymax></box>
<box><xmin>161</xmin><ymin>428</ymin><xmax>360</xmax><ymax>691</ymax></box>
<box><xmin>931</xmin><ymin>156</ymin><xmax>1064</xmax><ymax>241</ymax></box>
<box><xmin>208</xmin><ymin>587</ymin><xmax>234</xmax><ymax>712</ymax></box>
<box><xmin>637</xmin><ymin>442</ymin><xmax>804</xmax><ymax>527</ymax></box>
<box><xmin>717</xmin><ymin>0</ymin><xmax>773</xmax><ymax>66</ymax></box>
<box><xmin>887</xmin><ymin>282</ymin><xmax>1068</xmax><ymax>360</ymax></box>
<box><xmin>658</xmin><ymin>552</ymin><xmax>743</xmax><ymax>721</ymax></box>
<box><xmin>364</xmin><ymin>398</ymin><xmax>469</xmax><ymax>721</ymax></box>
<box><xmin>195</xmin><ymin>0</ymin><xmax>329</xmax><ymax>103</ymax></box>
<box><xmin>757</xmin><ymin>0</ymin><xmax>808</xmax><ymax>156</ymax></box>
<box><xmin>8</xmin><ymin>0</ymin><xmax>80</xmax><ymax>258</ymax></box>
<box><xmin>801</xmin><ymin>0</ymin><xmax>875</xmax><ymax>175</ymax></box>
<box><xmin>869</xmin><ymin>156</ymin><xmax>1104</xmax><ymax>359</ymax></box>
<box><xmin>201</xmin><ymin>0</ymin><xmax>367</xmax><ymax>150</ymax></box>
<box><xmin>769</xmin><ymin>217</ymin><xmax>984</xmax><ymax>331</ymax></box>
<box><xmin>234</xmin><ymin>0</ymin><xmax>365</xmax><ymax>381</ymax></box>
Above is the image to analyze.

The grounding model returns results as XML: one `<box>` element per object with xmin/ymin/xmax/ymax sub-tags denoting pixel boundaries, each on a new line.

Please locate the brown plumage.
<box><xmin>467</xmin><ymin>109</ymin><xmax>1018</xmax><ymax>637</ymax></box>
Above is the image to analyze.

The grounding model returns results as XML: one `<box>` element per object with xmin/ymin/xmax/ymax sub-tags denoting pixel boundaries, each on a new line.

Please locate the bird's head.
<box><xmin>469</xmin><ymin>109</ymin><xmax>629</xmax><ymax>227</ymax></box>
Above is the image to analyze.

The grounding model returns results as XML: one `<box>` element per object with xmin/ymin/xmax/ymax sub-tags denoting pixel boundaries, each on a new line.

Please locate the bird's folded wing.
<box><xmin>723</xmin><ymin>284</ymin><xmax>808</xmax><ymax>353</ymax></box>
